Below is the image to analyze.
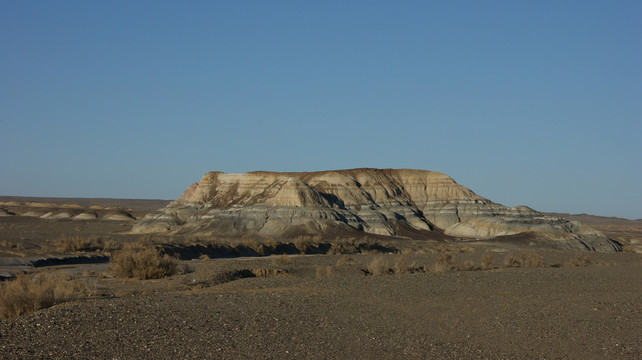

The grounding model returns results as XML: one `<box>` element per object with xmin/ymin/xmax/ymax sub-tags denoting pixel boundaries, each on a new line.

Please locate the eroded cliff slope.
<box><xmin>132</xmin><ymin>168</ymin><xmax>620</xmax><ymax>252</ymax></box>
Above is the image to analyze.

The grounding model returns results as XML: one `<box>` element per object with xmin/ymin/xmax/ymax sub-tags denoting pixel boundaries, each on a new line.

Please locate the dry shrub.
<box><xmin>109</xmin><ymin>243</ymin><xmax>177</xmax><ymax>279</ymax></box>
<box><xmin>329</xmin><ymin>241</ymin><xmax>358</xmax><ymax>255</ymax></box>
<box><xmin>254</xmin><ymin>244</ymin><xmax>270</xmax><ymax>256</ymax></box>
<box><xmin>457</xmin><ymin>259</ymin><xmax>479</xmax><ymax>271</ymax></box>
<box><xmin>430</xmin><ymin>254</ymin><xmax>457</xmax><ymax>272</ymax></box>
<box><xmin>50</xmin><ymin>235</ymin><xmax>103</xmax><ymax>252</ymax></box>
<box><xmin>504</xmin><ymin>254</ymin><xmax>521</xmax><ymax>268</ymax></box>
<box><xmin>292</xmin><ymin>236</ymin><xmax>308</xmax><ymax>253</ymax></box>
<box><xmin>521</xmin><ymin>250</ymin><xmax>544</xmax><ymax>267</ymax></box>
<box><xmin>251</xmin><ymin>268</ymin><xmax>287</xmax><ymax>277</ymax></box>
<box><xmin>136</xmin><ymin>234</ymin><xmax>156</xmax><ymax>246</ymax></box>
<box><xmin>392</xmin><ymin>255</ymin><xmax>422</xmax><ymax>274</ymax></box>
<box><xmin>336</xmin><ymin>255</ymin><xmax>355</xmax><ymax>266</ymax></box>
<box><xmin>480</xmin><ymin>254</ymin><xmax>495</xmax><ymax>270</ymax></box>
<box><xmin>359</xmin><ymin>238</ymin><xmax>381</xmax><ymax>254</ymax></box>
<box><xmin>503</xmin><ymin>250</ymin><xmax>544</xmax><ymax>268</ymax></box>
<box><xmin>239</xmin><ymin>236</ymin><xmax>260</xmax><ymax>250</ymax></box>
<box><xmin>434</xmin><ymin>244</ymin><xmax>451</xmax><ymax>253</ymax></box>
<box><xmin>366</xmin><ymin>256</ymin><xmax>391</xmax><ymax>276</ymax></box>
<box><xmin>392</xmin><ymin>256</ymin><xmax>410</xmax><ymax>274</ymax></box>
<box><xmin>564</xmin><ymin>255</ymin><xmax>592</xmax><ymax>267</ymax></box>
<box><xmin>263</xmin><ymin>238</ymin><xmax>278</xmax><ymax>249</ymax></box>
<box><xmin>293</xmin><ymin>235</ymin><xmax>320</xmax><ymax>253</ymax></box>
<box><xmin>103</xmin><ymin>239</ymin><xmax>122</xmax><ymax>251</ymax></box>
<box><xmin>0</xmin><ymin>272</ymin><xmax>89</xmax><ymax>319</ymax></box>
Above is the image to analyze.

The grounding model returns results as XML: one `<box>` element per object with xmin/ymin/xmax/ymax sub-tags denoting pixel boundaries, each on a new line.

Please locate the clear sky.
<box><xmin>1</xmin><ymin>1</ymin><xmax>640</xmax><ymax>219</ymax></box>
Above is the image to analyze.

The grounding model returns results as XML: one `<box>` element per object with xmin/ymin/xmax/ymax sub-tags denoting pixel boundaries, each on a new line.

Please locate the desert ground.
<box><xmin>0</xmin><ymin>197</ymin><xmax>640</xmax><ymax>359</ymax></box>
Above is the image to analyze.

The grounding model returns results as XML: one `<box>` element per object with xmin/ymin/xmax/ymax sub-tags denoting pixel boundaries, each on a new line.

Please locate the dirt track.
<box><xmin>1</xmin><ymin>253</ymin><xmax>640</xmax><ymax>359</ymax></box>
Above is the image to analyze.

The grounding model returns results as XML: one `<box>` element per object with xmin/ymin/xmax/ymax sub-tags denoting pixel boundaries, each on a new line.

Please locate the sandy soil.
<box><xmin>0</xmin><ymin>199</ymin><xmax>640</xmax><ymax>359</ymax></box>
<box><xmin>1</xmin><ymin>252</ymin><xmax>641</xmax><ymax>359</ymax></box>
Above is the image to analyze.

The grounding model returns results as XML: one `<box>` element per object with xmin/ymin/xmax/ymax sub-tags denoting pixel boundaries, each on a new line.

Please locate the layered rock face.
<box><xmin>132</xmin><ymin>168</ymin><xmax>620</xmax><ymax>252</ymax></box>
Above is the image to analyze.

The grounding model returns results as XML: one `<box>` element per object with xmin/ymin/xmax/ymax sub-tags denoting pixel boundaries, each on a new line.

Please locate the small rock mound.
<box><xmin>103</xmin><ymin>213</ymin><xmax>135</xmax><ymax>221</ymax></box>
<box><xmin>72</xmin><ymin>212</ymin><xmax>98</xmax><ymax>220</ymax></box>
<box><xmin>40</xmin><ymin>212</ymin><xmax>72</xmax><ymax>219</ymax></box>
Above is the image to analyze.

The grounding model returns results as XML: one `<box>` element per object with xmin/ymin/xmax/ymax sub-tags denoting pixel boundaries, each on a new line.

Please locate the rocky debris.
<box><xmin>1</xmin><ymin>255</ymin><xmax>641</xmax><ymax>359</ymax></box>
<box><xmin>133</xmin><ymin>168</ymin><xmax>620</xmax><ymax>252</ymax></box>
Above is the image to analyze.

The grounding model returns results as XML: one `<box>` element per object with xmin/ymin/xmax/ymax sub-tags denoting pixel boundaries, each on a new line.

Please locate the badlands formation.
<box><xmin>133</xmin><ymin>168</ymin><xmax>619</xmax><ymax>252</ymax></box>
<box><xmin>0</xmin><ymin>201</ymin><xmax>136</xmax><ymax>221</ymax></box>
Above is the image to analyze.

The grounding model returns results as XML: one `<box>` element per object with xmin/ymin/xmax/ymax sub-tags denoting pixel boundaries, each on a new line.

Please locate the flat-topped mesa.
<box><xmin>132</xmin><ymin>168</ymin><xmax>620</xmax><ymax>252</ymax></box>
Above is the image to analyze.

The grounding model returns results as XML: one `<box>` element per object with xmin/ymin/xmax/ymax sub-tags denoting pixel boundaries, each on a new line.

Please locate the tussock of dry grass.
<box><xmin>503</xmin><ymin>250</ymin><xmax>544</xmax><ymax>268</ymax></box>
<box><xmin>392</xmin><ymin>256</ymin><xmax>411</xmax><ymax>274</ymax></box>
<box><xmin>293</xmin><ymin>235</ymin><xmax>323</xmax><ymax>253</ymax></box>
<box><xmin>367</xmin><ymin>253</ymin><xmax>495</xmax><ymax>275</ymax></box>
<box><xmin>366</xmin><ymin>256</ymin><xmax>391</xmax><ymax>276</ymax></box>
<box><xmin>563</xmin><ymin>255</ymin><xmax>592</xmax><ymax>267</ymax></box>
<box><xmin>0</xmin><ymin>272</ymin><xmax>89</xmax><ymax>319</ymax></box>
<box><xmin>103</xmin><ymin>239</ymin><xmax>122</xmax><ymax>251</ymax></box>
<box><xmin>328</xmin><ymin>237</ymin><xmax>391</xmax><ymax>255</ymax></box>
<box><xmin>328</xmin><ymin>242</ymin><xmax>358</xmax><ymax>255</ymax></box>
<box><xmin>457</xmin><ymin>260</ymin><xmax>479</xmax><ymax>271</ymax></box>
<box><xmin>250</xmin><ymin>268</ymin><xmax>287</xmax><ymax>277</ymax></box>
<box><xmin>430</xmin><ymin>254</ymin><xmax>458</xmax><ymax>272</ymax></box>
<box><xmin>392</xmin><ymin>255</ymin><xmax>423</xmax><ymax>274</ymax></box>
<box><xmin>481</xmin><ymin>254</ymin><xmax>495</xmax><ymax>270</ymax></box>
<box><xmin>366</xmin><ymin>255</ymin><xmax>423</xmax><ymax>275</ymax></box>
<box><xmin>503</xmin><ymin>254</ymin><xmax>521</xmax><ymax>268</ymax></box>
<box><xmin>336</xmin><ymin>255</ymin><xmax>355</xmax><ymax>266</ymax></box>
<box><xmin>109</xmin><ymin>242</ymin><xmax>177</xmax><ymax>279</ymax></box>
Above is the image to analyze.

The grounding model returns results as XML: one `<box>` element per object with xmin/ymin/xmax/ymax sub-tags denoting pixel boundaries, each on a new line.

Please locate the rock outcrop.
<box><xmin>132</xmin><ymin>168</ymin><xmax>620</xmax><ymax>252</ymax></box>
<box><xmin>0</xmin><ymin>201</ymin><xmax>136</xmax><ymax>221</ymax></box>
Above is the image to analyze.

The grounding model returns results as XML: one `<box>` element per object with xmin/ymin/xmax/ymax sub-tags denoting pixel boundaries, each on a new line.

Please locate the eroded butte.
<box><xmin>133</xmin><ymin>168</ymin><xmax>619</xmax><ymax>252</ymax></box>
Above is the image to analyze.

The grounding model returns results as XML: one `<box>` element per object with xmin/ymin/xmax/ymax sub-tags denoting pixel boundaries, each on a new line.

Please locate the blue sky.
<box><xmin>1</xmin><ymin>1</ymin><xmax>640</xmax><ymax>219</ymax></box>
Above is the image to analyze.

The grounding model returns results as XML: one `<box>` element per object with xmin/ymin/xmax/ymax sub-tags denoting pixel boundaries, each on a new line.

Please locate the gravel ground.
<box><xmin>1</xmin><ymin>253</ymin><xmax>641</xmax><ymax>359</ymax></box>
